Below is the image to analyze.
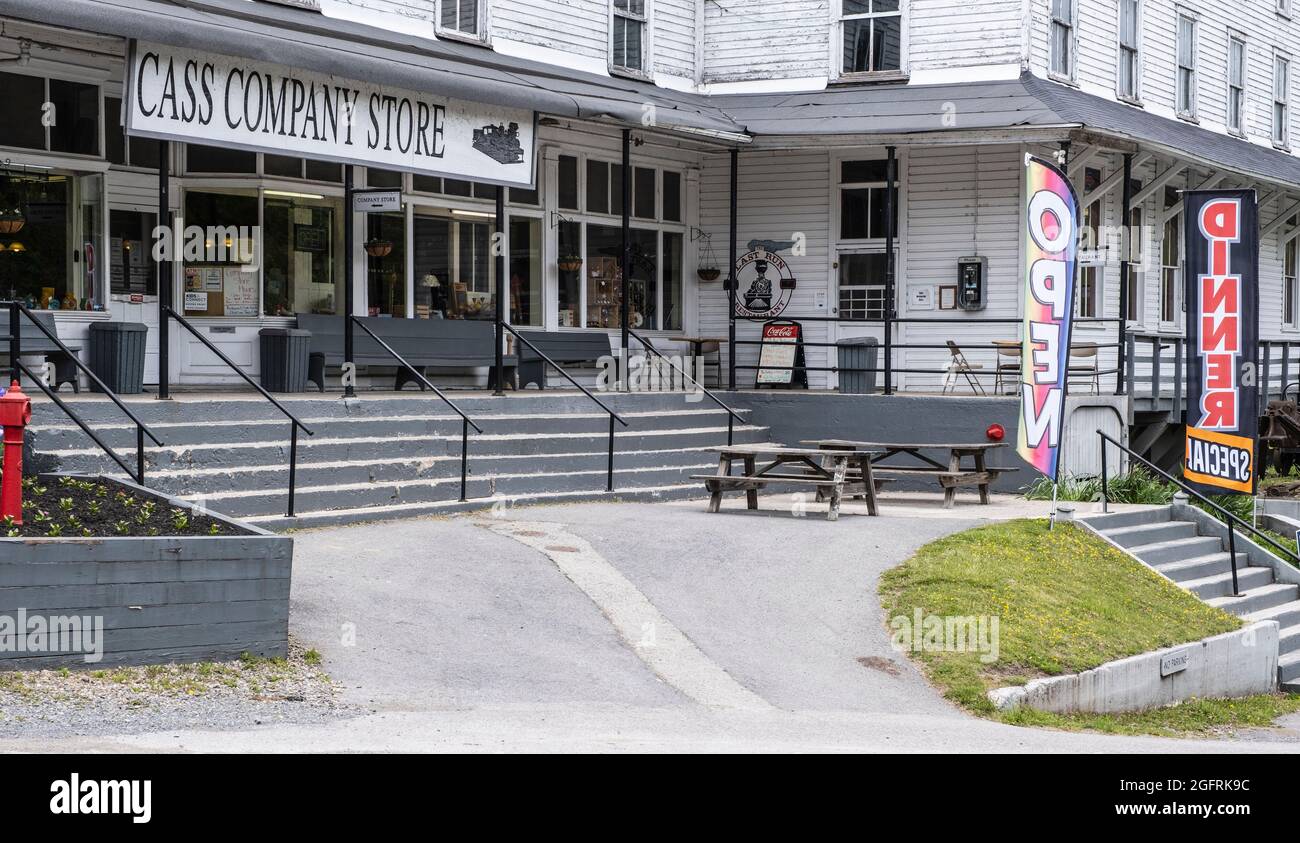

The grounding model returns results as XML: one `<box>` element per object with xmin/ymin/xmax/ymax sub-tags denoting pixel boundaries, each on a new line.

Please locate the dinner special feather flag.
<box><xmin>1017</xmin><ymin>154</ymin><xmax>1080</xmax><ymax>481</ymax></box>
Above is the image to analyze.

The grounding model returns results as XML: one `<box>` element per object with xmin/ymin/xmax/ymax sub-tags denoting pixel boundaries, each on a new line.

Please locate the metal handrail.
<box><xmin>627</xmin><ymin>329</ymin><xmax>744</xmax><ymax>446</ymax></box>
<box><xmin>503</xmin><ymin>324</ymin><xmax>628</xmax><ymax>492</ymax></box>
<box><xmin>1097</xmin><ymin>429</ymin><xmax>1300</xmax><ymax>597</ymax></box>
<box><xmin>15</xmin><ymin>360</ymin><xmax>140</xmax><ymax>482</ymax></box>
<box><xmin>348</xmin><ymin>315</ymin><xmax>483</xmax><ymax>502</ymax></box>
<box><xmin>164</xmin><ymin>306</ymin><xmax>314</xmax><ymax>517</ymax></box>
<box><xmin>4</xmin><ymin>300</ymin><xmax>163</xmax><ymax>484</ymax></box>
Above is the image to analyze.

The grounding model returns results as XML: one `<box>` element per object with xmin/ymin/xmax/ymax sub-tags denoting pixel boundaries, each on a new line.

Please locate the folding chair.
<box><xmin>944</xmin><ymin>341</ymin><xmax>986</xmax><ymax>395</ymax></box>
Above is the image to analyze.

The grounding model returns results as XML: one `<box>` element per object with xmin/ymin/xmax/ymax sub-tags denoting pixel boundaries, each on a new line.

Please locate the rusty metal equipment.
<box><xmin>1260</xmin><ymin>396</ymin><xmax>1300</xmax><ymax>474</ymax></box>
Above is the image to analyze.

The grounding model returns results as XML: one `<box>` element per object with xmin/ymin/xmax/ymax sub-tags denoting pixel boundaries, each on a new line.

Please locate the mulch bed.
<box><xmin>3</xmin><ymin>475</ymin><xmax>241</xmax><ymax>538</ymax></box>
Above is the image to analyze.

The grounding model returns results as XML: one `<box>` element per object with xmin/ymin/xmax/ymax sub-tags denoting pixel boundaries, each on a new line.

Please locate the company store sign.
<box><xmin>125</xmin><ymin>41</ymin><xmax>536</xmax><ymax>187</ymax></box>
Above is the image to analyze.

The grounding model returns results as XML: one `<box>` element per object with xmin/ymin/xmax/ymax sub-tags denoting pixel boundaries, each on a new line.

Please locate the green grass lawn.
<box><xmin>878</xmin><ymin>519</ymin><xmax>1300</xmax><ymax>736</ymax></box>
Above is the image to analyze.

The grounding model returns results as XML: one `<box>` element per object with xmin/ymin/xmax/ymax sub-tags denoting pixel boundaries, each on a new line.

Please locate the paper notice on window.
<box><xmin>224</xmin><ymin>268</ymin><xmax>259</xmax><ymax>316</ymax></box>
<box><xmin>183</xmin><ymin>291</ymin><xmax>208</xmax><ymax>311</ymax></box>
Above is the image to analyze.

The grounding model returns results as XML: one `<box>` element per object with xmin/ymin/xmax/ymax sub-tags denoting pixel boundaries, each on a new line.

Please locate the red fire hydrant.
<box><xmin>0</xmin><ymin>381</ymin><xmax>32</xmax><ymax>525</ymax></box>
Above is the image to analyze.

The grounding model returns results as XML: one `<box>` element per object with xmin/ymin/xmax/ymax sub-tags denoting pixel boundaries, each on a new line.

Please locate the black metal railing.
<box><xmin>628</xmin><ymin>329</ymin><xmax>745</xmax><ymax>446</ymax></box>
<box><xmin>1097</xmin><ymin>429</ymin><xmax>1300</xmax><ymax>597</ymax></box>
<box><xmin>503</xmin><ymin>324</ymin><xmax>628</xmax><ymax>491</ymax></box>
<box><xmin>728</xmin><ymin>315</ymin><xmax>1127</xmax><ymax>395</ymax></box>
<box><xmin>164</xmin><ymin>307</ymin><xmax>313</xmax><ymax>517</ymax></box>
<box><xmin>4</xmin><ymin>300</ymin><xmax>163</xmax><ymax>484</ymax></box>
<box><xmin>349</xmin><ymin>316</ymin><xmax>483</xmax><ymax>502</ymax></box>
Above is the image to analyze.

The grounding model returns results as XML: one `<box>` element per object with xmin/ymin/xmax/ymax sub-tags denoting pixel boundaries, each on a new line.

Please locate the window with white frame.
<box><xmin>1076</xmin><ymin>171</ymin><xmax>1104</xmax><ymax>319</ymax></box>
<box><xmin>1228</xmin><ymin>34</ymin><xmax>1247</xmax><ymax>134</ymax></box>
<box><xmin>1124</xmin><ymin>188</ymin><xmax>1143</xmax><ymax>322</ymax></box>
<box><xmin>1276</xmin><ymin>53</ymin><xmax>1292</xmax><ymax>148</ymax></box>
<box><xmin>1050</xmin><ymin>0</ymin><xmax>1076</xmax><ymax>80</ymax></box>
<box><xmin>438</xmin><ymin>0</ymin><xmax>484</xmax><ymax>39</ymax></box>
<box><xmin>1176</xmin><ymin>13</ymin><xmax>1198</xmax><ymax>118</ymax></box>
<box><xmin>1160</xmin><ymin>187</ymin><xmax>1181</xmax><ymax>325</ymax></box>
<box><xmin>1286</xmin><ymin>232</ymin><xmax>1299</xmax><ymax>329</ymax></box>
<box><xmin>840</xmin><ymin>1</ymin><xmax>904</xmax><ymax>75</ymax></box>
<box><xmin>1118</xmin><ymin>0</ymin><xmax>1141</xmax><ymax>100</ymax></box>
<box><xmin>611</xmin><ymin>0</ymin><xmax>648</xmax><ymax>74</ymax></box>
<box><xmin>1281</xmin><ymin>0</ymin><xmax>1294</xmax><ymax>18</ymax></box>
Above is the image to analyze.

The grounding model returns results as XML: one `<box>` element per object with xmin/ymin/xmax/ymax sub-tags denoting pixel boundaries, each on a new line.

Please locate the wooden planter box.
<box><xmin>0</xmin><ymin>476</ymin><xmax>292</xmax><ymax>670</ymax></box>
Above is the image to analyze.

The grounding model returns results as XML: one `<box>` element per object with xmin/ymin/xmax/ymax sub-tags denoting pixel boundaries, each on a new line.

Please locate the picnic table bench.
<box><xmin>802</xmin><ymin>440</ymin><xmax>1016</xmax><ymax>509</ymax></box>
<box><xmin>691</xmin><ymin>444</ymin><xmax>882</xmax><ymax>521</ymax></box>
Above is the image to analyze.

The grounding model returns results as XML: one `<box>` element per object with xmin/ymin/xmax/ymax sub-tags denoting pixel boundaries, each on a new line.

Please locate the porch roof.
<box><xmin>713</xmin><ymin>73</ymin><xmax>1300</xmax><ymax>188</ymax></box>
<box><xmin>0</xmin><ymin>0</ymin><xmax>746</xmax><ymax>137</ymax></box>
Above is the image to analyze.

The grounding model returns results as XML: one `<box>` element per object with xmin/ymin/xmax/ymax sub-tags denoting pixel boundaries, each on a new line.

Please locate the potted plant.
<box><xmin>696</xmin><ymin>232</ymin><xmax>721</xmax><ymax>281</ymax></box>
<box><xmin>557</xmin><ymin>253</ymin><xmax>583</xmax><ymax>273</ymax></box>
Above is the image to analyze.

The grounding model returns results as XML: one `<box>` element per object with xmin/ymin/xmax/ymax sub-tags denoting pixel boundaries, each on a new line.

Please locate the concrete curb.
<box><xmin>987</xmin><ymin>620</ymin><xmax>1279</xmax><ymax>714</ymax></box>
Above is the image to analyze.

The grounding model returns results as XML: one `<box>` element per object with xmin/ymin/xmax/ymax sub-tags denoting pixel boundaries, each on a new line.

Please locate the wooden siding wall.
<box><xmin>1029</xmin><ymin>0</ymin><xmax>1300</xmax><ymax>151</ymax></box>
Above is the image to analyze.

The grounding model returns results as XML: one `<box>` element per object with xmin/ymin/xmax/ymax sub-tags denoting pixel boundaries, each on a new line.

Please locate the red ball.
<box><xmin>986</xmin><ymin>423</ymin><xmax>1006</xmax><ymax>442</ymax></box>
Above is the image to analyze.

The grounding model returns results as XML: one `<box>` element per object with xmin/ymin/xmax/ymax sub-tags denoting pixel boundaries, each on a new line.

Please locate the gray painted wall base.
<box><xmin>0</xmin><ymin>476</ymin><xmax>291</xmax><ymax>670</ymax></box>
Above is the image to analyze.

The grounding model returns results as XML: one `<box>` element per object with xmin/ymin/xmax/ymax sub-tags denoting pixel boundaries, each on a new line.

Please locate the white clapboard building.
<box><xmin>2</xmin><ymin>0</ymin><xmax>1299</xmax><ymax>474</ymax></box>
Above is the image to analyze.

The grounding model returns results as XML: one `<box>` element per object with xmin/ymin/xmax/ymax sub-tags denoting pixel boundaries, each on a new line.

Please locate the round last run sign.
<box><xmin>1185</xmin><ymin>427</ymin><xmax>1255</xmax><ymax>494</ymax></box>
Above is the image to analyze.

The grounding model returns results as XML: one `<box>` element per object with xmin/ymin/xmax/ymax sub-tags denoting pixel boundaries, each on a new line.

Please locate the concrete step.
<box><xmin>118</xmin><ymin>446</ymin><xmax>728</xmax><ymax>495</ymax></box>
<box><xmin>1155</xmin><ymin>553</ymin><xmax>1248</xmax><ymax>584</ymax></box>
<box><xmin>1078</xmin><ymin>507</ymin><xmax>1172</xmax><ymax>531</ymax></box>
<box><xmin>45</xmin><ymin>425</ymin><xmax>769</xmax><ymax>471</ymax></box>
<box><xmin>1207</xmin><ymin>583</ymin><xmax>1300</xmax><ymax>617</ymax></box>
<box><xmin>1244</xmin><ymin>600</ymin><xmax>1300</xmax><ymax>632</ymax></box>
<box><xmin>1278</xmin><ymin>624</ymin><xmax>1300</xmax><ymax>657</ymax></box>
<box><xmin>1130</xmin><ymin>535</ymin><xmax>1225</xmax><ymax>566</ymax></box>
<box><xmin>1280</xmin><ymin>651</ymin><xmax>1300</xmax><ymax>685</ymax></box>
<box><xmin>247</xmin><ymin>481</ymin><xmax>708</xmax><ymax>530</ymax></box>
<box><xmin>181</xmin><ymin>463</ymin><xmax>718</xmax><ymax>518</ymax></box>
<box><xmin>1102</xmin><ymin>520</ymin><xmax>1199</xmax><ymax>549</ymax></box>
<box><xmin>27</xmin><ymin>407</ymin><xmax>751</xmax><ymax>449</ymax></box>
<box><xmin>1180</xmin><ymin>566</ymin><xmax>1275</xmax><ymax>600</ymax></box>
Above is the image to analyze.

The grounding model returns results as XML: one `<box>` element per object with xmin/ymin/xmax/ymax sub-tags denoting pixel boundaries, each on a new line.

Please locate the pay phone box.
<box><xmin>957</xmin><ymin>256</ymin><xmax>988</xmax><ymax>311</ymax></box>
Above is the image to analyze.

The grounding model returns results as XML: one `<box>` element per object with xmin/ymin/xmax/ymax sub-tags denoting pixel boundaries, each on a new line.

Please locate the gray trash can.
<box><xmin>259</xmin><ymin>328</ymin><xmax>312</xmax><ymax>393</ymax></box>
<box><xmin>88</xmin><ymin>321</ymin><xmax>147</xmax><ymax>394</ymax></box>
<box><xmin>836</xmin><ymin>337</ymin><xmax>879</xmax><ymax>394</ymax></box>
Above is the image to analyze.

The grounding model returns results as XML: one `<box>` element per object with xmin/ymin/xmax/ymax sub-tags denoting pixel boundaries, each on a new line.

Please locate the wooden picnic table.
<box><xmin>692</xmin><ymin>444</ymin><xmax>882</xmax><ymax>521</ymax></box>
<box><xmin>802</xmin><ymin>440</ymin><xmax>1014</xmax><ymax>509</ymax></box>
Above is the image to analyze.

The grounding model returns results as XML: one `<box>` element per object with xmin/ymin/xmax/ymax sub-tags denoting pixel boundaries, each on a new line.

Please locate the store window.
<box><xmin>411</xmin><ymin>212</ymin><xmax>498</xmax><ymax>321</ymax></box>
<box><xmin>0</xmin><ymin>72</ymin><xmax>99</xmax><ymax>155</ymax></box>
<box><xmin>109</xmin><ymin>210</ymin><xmax>158</xmax><ymax>296</ymax></box>
<box><xmin>1285</xmin><ymin>233</ymin><xmax>1299</xmax><ymax>330</ymax></box>
<box><xmin>187</xmin><ymin>144</ymin><xmax>257</xmax><ymax>175</ymax></box>
<box><xmin>663</xmin><ymin>231</ymin><xmax>683</xmax><ymax>330</ymax></box>
<box><xmin>181</xmin><ymin>189</ymin><xmax>260</xmax><ymax>317</ymax></box>
<box><xmin>1160</xmin><ymin>187</ymin><xmax>1181</xmax><ymax>326</ymax></box>
<box><xmin>366</xmin><ymin>212</ymin><xmax>406</xmax><ymax>317</ymax></box>
<box><xmin>0</xmin><ymin>170</ymin><xmax>103</xmax><ymax>309</ymax></box>
<box><xmin>1077</xmin><ymin>197</ymin><xmax>1102</xmax><ymax>319</ymax></box>
<box><xmin>509</xmin><ymin>217</ymin><xmax>543</xmax><ymax>326</ymax></box>
<box><xmin>263</xmin><ymin>194</ymin><xmax>342</xmax><ymax>317</ymax></box>
<box><xmin>558</xmin><ymin>156</ymin><xmax>579</xmax><ymax>210</ymax></box>
<box><xmin>105</xmin><ymin>98</ymin><xmax>161</xmax><ymax>169</ymax></box>
<box><xmin>585</xmin><ymin>224</ymin><xmax>657</xmax><ymax>329</ymax></box>
<box><xmin>265</xmin><ymin>154</ymin><xmax>343</xmax><ymax>183</ymax></box>
<box><xmin>557</xmin><ymin>220</ymin><xmax>582</xmax><ymax>327</ymax></box>
<box><xmin>662</xmin><ymin>172</ymin><xmax>681</xmax><ymax>222</ymax></box>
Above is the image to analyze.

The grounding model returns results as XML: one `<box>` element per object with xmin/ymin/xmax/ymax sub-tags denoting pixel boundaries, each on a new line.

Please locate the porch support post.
<box><xmin>157</xmin><ymin>140</ymin><xmax>170</xmax><ymax>401</ymax></box>
<box><xmin>728</xmin><ymin>147</ymin><xmax>738</xmax><ymax>391</ymax></box>
<box><xmin>1117</xmin><ymin>152</ymin><xmax>1133</xmax><ymax>396</ymax></box>
<box><xmin>620</xmin><ymin>128</ymin><xmax>632</xmax><ymax>391</ymax></box>
<box><xmin>343</xmin><ymin>164</ymin><xmax>356</xmax><ymax>398</ymax></box>
<box><xmin>494</xmin><ymin>185</ymin><xmax>507</xmax><ymax>395</ymax></box>
<box><xmin>883</xmin><ymin>145</ymin><xmax>896</xmax><ymax>396</ymax></box>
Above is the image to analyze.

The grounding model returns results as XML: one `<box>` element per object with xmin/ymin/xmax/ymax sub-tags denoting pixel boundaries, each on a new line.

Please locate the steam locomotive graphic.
<box><xmin>472</xmin><ymin>122</ymin><xmax>525</xmax><ymax>164</ymax></box>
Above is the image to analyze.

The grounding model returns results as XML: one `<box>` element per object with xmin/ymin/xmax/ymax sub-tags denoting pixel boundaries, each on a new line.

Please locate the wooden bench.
<box><xmin>0</xmin><ymin>310</ymin><xmax>82</xmax><ymax>393</ymax></box>
<box><xmin>296</xmin><ymin>313</ymin><xmax>517</xmax><ymax>392</ymax></box>
<box><xmin>514</xmin><ymin>330</ymin><xmax>612</xmax><ymax>389</ymax></box>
